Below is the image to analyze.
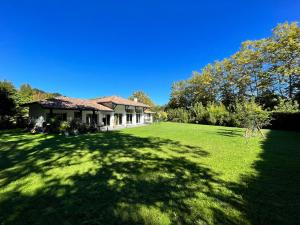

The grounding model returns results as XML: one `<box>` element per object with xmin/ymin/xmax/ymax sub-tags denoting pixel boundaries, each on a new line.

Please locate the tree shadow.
<box><xmin>215</xmin><ymin>127</ymin><xmax>242</xmax><ymax>137</ymax></box>
<box><xmin>2</xmin><ymin>128</ymin><xmax>299</xmax><ymax>224</ymax></box>
<box><xmin>0</xmin><ymin>130</ymin><xmax>219</xmax><ymax>225</ymax></box>
<box><xmin>211</xmin><ymin>129</ymin><xmax>300</xmax><ymax>225</ymax></box>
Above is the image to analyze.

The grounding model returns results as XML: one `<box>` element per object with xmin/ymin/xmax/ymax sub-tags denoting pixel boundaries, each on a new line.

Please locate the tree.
<box><xmin>264</xmin><ymin>22</ymin><xmax>300</xmax><ymax>99</ymax></box>
<box><xmin>0</xmin><ymin>81</ymin><xmax>17</xmax><ymax>120</ymax></box>
<box><xmin>232</xmin><ymin>99</ymin><xmax>271</xmax><ymax>138</ymax></box>
<box><xmin>167</xmin><ymin>22</ymin><xmax>300</xmax><ymax>110</ymax></box>
<box><xmin>129</xmin><ymin>91</ymin><xmax>155</xmax><ymax>107</ymax></box>
<box><xmin>167</xmin><ymin>81</ymin><xmax>192</xmax><ymax>109</ymax></box>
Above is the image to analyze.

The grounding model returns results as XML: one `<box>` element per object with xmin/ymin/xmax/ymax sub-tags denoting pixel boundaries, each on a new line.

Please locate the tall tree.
<box><xmin>0</xmin><ymin>81</ymin><xmax>17</xmax><ymax>119</ymax></box>
<box><xmin>129</xmin><ymin>91</ymin><xmax>155</xmax><ymax>107</ymax></box>
<box><xmin>264</xmin><ymin>22</ymin><xmax>300</xmax><ymax>99</ymax></box>
<box><xmin>168</xmin><ymin>22</ymin><xmax>300</xmax><ymax>109</ymax></box>
<box><xmin>167</xmin><ymin>81</ymin><xmax>192</xmax><ymax>108</ymax></box>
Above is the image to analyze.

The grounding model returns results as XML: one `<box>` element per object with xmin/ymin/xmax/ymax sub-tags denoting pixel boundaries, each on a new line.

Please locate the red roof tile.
<box><xmin>24</xmin><ymin>96</ymin><xmax>113</xmax><ymax>111</ymax></box>
<box><xmin>94</xmin><ymin>96</ymin><xmax>150</xmax><ymax>107</ymax></box>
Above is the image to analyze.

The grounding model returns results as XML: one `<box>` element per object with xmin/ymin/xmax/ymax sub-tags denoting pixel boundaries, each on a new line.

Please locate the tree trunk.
<box><xmin>289</xmin><ymin>74</ymin><xmax>293</xmax><ymax>99</ymax></box>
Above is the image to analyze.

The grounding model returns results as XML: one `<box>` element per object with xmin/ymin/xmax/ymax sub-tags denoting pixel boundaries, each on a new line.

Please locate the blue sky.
<box><xmin>0</xmin><ymin>1</ymin><xmax>299</xmax><ymax>105</ymax></box>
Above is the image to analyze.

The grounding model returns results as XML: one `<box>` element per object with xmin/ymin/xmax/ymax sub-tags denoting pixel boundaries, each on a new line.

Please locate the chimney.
<box><xmin>133</xmin><ymin>97</ymin><xmax>138</xmax><ymax>102</ymax></box>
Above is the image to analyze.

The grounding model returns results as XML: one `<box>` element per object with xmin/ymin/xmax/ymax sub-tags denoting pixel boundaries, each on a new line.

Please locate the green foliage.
<box><xmin>205</xmin><ymin>102</ymin><xmax>229</xmax><ymax>125</ymax></box>
<box><xmin>0</xmin><ymin>80</ymin><xmax>62</xmax><ymax>129</ymax></box>
<box><xmin>168</xmin><ymin>22</ymin><xmax>300</xmax><ymax>111</ymax></box>
<box><xmin>270</xmin><ymin>112</ymin><xmax>300</xmax><ymax>131</ymax></box>
<box><xmin>129</xmin><ymin>90</ymin><xmax>155</xmax><ymax>107</ymax></box>
<box><xmin>273</xmin><ymin>98</ymin><xmax>299</xmax><ymax>112</ymax></box>
<box><xmin>59</xmin><ymin>121</ymin><xmax>71</xmax><ymax>132</ymax></box>
<box><xmin>153</xmin><ymin>111</ymin><xmax>168</xmax><ymax>122</ymax></box>
<box><xmin>191</xmin><ymin>102</ymin><xmax>206</xmax><ymax>123</ymax></box>
<box><xmin>0</xmin><ymin>81</ymin><xmax>17</xmax><ymax>118</ymax></box>
<box><xmin>166</xmin><ymin>108</ymin><xmax>190</xmax><ymax>123</ymax></box>
<box><xmin>46</xmin><ymin>117</ymin><xmax>61</xmax><ymax>133</ymax></box>
<box><xmin>232</xmin><ymin>99</ymin><xmax>271</xmax><ymax>137</ymax></box>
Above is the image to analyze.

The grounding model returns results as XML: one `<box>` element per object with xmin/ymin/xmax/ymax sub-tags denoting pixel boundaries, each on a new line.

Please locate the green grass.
<box><xmin>0</xmin><ymin>122</ymin><xmax>300</xmax><ymax>225</ymax></box>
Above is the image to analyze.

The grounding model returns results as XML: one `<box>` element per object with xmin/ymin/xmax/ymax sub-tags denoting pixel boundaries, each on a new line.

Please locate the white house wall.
<box><xmin>28</xmin><ymin>104</ymin><xmax>152</xmax><ymax>128</ymax></box>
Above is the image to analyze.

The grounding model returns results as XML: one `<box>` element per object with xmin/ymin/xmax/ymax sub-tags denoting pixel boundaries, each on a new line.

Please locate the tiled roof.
<box><xmin>24</xmin><ymin>96</ymin><xmax>113</xmax><ymax>111</ymax></box>
<box><xmin>94</xmin><ymin>96</ymin><xmax>150</xmax><ymax>107</ymax></box>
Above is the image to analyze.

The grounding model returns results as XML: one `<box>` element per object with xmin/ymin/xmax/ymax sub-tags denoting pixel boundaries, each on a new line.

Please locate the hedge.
<box><xmin>268</xmin><ymin>112</ymin><xmax>300</xmax><ymax>131</ymax></box>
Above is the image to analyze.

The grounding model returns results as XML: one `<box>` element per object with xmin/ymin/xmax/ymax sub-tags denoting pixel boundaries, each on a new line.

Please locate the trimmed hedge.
<box><xmin>268</xmin><ymin>112</ymin><xmax>300</xmax><ymax>131</ymax></box>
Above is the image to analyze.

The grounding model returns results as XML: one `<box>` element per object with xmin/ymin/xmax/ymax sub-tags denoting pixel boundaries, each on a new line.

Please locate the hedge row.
<box><xmin>268</xmin><ymin>112</ymin><xmax>300</xmax><ymax>131</ymax></box>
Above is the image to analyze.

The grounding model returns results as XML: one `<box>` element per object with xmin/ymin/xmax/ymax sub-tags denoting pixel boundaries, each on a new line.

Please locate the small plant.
<box><xmin>59</xmin><ymin>121</ymin><xmax>71</xmax><ymax>136</ymax></box>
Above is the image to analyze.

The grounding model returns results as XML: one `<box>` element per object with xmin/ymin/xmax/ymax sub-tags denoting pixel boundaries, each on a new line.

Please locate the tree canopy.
<box><xmin>129</xmin><ymin>91</ymin><xmax>155</xmax><ymax>107</ymax></box>
<box><xmin>168</xmin><ymin>22</ymin><xmax>300</xmax><ymax>109</ymax></box>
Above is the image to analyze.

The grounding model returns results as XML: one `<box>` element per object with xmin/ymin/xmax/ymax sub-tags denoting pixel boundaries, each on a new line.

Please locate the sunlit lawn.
<box><xmin>0</xmin><ymin>122</ymin><xmax>299</xmax><ymax>225</ymax></box>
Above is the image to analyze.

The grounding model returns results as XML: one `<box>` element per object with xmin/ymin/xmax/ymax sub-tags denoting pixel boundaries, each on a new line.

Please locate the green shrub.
<box><xmin>232</xmin><ymin>99</ymin><xmax>271</xmax><ymax>137</ymax></box>
<box><xmin>59</xmin><ymin>121</ymin><xmax>71</xmax><ymax>133</ymax></box>
<box><xmin>167</xmin><ymin>108</ymin><xmax>190</xmax><ymax>123</ymax></box>
<box><xmin>46</xmin><ymin>117</ymin><xmax>61</xmax><ymax>133</ymax></box>
<box><xmin>191</xmin><ymin>102</ymin><xmax>206</xmax><ymax>123</ymax></box>
<box><xmin>273</xmin><ymin>98</ymin><xmax>299</xmax><ymax>112</ymax></box>
<box><xmin>269</xmin><ymin>112</ymin><xmax>300</xmax><ymax>131</ymax></box>
<box><xmin>205</xmin><ymin>102</ymin><xmax>229</xmax><ymax>125</ymax></box>
<box><xmin>154</xmin><ymin>111</ymin><xmax>168</xmax><ymax>122</ymax></box>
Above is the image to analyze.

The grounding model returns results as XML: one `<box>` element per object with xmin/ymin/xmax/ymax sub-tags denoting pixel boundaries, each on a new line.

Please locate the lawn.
<box><xmin>0</xmin><ymin>122</ymin><xmax>299</xmax><ymax>225</ymax></box>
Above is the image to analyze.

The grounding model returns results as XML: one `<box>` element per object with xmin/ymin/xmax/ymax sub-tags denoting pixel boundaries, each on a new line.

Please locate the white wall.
<box><xmin>28</xmin><ymin>103</ymin><xmax>152</xmax><ymax>127</ymax></box>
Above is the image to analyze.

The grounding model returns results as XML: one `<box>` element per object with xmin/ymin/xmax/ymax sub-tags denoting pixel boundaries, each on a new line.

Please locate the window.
<box><xmin>47</xmin><ymin>113</ymin><xmax>67</xmax><ymax>121</ymax></box>
<box><xmin>126</xmin><ymin>114</ymin><xmax>132</xmax><ymax>124</ymax></box>
<box><xmin>136</xmin><ymin>113</ymin><xmax>141</xmax><ymax>123</ymax></box>
<box><xmin>102</xmin><ymin>114</ymin><xmax>110</xmax><ymax>126</ymax></box>
<box><xmin>86</xmin><ymin>114</ymin><xmax>98</xmax><ymax>125</ymax></box>
<box><xmin>135</xmin><ymin>108</ymin><xmax>142</xmax><ymax>113</ymax></box>
<box><xmin>114</xmin><ymin>113</ymin><xmax>123</xmax><ymax>125</ymax></box>
<box><xmin>74</xmin><ymin>111</ymin><xmax>82</xmax><ymax>120</ymax></box>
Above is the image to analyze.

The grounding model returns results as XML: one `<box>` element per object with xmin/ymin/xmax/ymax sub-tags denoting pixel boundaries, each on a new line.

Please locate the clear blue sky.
<box><xmin>0</xmin><ymin>0</ymin><xmax>299</xmax><ymax>105</ymax></box>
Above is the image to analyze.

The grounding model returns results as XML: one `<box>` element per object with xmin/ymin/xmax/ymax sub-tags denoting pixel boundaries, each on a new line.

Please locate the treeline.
<box><xmin>167</xmin><ymin>22</ymin><xmax>300</xmax><ymax>110</ymax></box>
<box><xmin>0</xmin><ymin>80</ymin><xmax>61</xmax><ymax>128</ymax></box>
<box><xmin>167</xmin><ymin>99</ymin><xmax>299</xmax><ymax>125</ymax></box>
<box><xmin>165</xmin><ymin>22</ymin><xmax>300</xmax><ymax>131</ymax></box>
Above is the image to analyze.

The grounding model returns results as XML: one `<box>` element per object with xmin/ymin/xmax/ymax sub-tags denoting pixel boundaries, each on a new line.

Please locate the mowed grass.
<box><xmin>0</xmin><ymin>122</ymin><xmax>300</xmax><ymax>225</ymax></box>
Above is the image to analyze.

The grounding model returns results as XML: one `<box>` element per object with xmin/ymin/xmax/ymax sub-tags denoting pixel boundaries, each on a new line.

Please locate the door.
<box><xmin>102</xmin><ymin>114</ymin><xmax>110</xmax><ymax>126</ymax></box>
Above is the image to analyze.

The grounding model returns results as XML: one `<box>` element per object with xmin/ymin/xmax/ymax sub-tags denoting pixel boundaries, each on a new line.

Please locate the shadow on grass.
<box><xmin>1</xmin><ymin>128</ymin><xmax>300</xmax><ymax>225</ymax></box>
<box><xmin>215</xmin><ymin>127</ymin><xmax>242</xmax><ymax>137</ymax></box>
<box><xmin>0</xmin><ymin>130</ymin><xmax>217</xmax><ymax>225</ymax></box>
<box><xmin>211</xmin><ymin>129</ymin><xmax>300</xmax><ymax>225</ymax></box>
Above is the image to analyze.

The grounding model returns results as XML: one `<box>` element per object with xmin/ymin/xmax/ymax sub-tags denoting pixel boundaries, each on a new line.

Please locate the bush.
<box><xmin>232</xmin><ymin>99</ymin><xmax>271</xmax><ymax>137</ymax></box>
<box><xmin>78</xmin><ymin>123</ymin><xmax>88</xmax><ymax>134</ymax></box>
<box><xmin>87</xmin><ymin>124</ymin><xmax>98</xmax><ymax>133</ymax></box>
<box><xmin>167</xmin><ymin>108</ymin><xmax>190</xmax><ymax>123</ymax></box>
<box><xmin>273</xmin><ymin>98</ymin><xmax>299</xmax><ymax>112</ymax></box>
<box><xmin>154</xmin><ymin>111</ymin><xmax>168</xmax><ymax>122</ymax></box>
<box><xmin>46</xmin><ymin>117</ymin><xmax>61</xmax><ymax>133</ymax></box>
<box><xmin>59</xmin><ymin>121</ymin><xmax>71</xmax><ymax>133</ymax></box>
<box><xmin>191</xmin><ymin>102</ymin><xmax>206</xmax><ymax>124</ymax></box>
<box><xmin>0</xmin><ymin>117</ymin><xmax>14</xmax><ymax>129</ymax></box>
<box><xmin>268</xmin><ymin>112</ymin><xmax>300</xmax><ymax>131</ymax></box>
<box><xmin>205</xmin><ymin>102</ymin><xmax>229</xmax><ymax>125</ymax></box>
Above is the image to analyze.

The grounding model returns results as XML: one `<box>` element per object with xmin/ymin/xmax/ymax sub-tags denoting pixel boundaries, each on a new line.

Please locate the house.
<box><xmin>24</xmin><ymin>96</ymin><xmax>155</xmax><ymax>129</ymax></box>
